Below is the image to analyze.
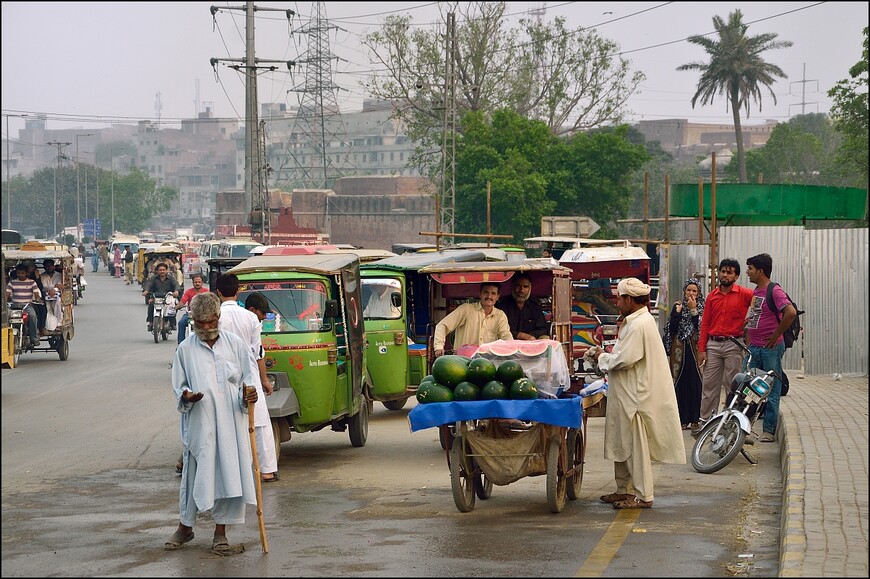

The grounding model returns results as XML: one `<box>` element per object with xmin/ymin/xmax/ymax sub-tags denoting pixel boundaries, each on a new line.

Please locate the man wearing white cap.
<box><xmin>590</xmin><ymin>277</ymin><xmax>685</xmax><ymax>509</ymax></box>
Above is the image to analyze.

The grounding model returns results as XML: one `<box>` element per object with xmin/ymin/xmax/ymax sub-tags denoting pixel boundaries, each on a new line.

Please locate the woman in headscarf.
<box><xmin>663</xmin><ymin>279</ymin><xmax>705</xmax><ymax>430</ymax></box>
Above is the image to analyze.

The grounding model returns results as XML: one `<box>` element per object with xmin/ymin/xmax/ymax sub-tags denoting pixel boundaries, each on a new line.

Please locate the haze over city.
<box><xmin>2</xmin><ymin>1</ymin><xmax>867</xmax><ymax>139</ymax></box>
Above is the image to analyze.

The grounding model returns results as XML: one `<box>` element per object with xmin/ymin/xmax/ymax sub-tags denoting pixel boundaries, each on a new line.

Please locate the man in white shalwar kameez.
<box><xmin>165</xmin><ymin>292</ymin><xmax>259</xmax><ymax>555</ymax></box>
<box><xmin>592</xmin><ymin>278</ymin><xmax>685</xmax><ymax>509</ymax></box>
<box><xmin>215</xmin><ymin>273</ymin><xmax>279</xmax><ymax>482</ymax></box>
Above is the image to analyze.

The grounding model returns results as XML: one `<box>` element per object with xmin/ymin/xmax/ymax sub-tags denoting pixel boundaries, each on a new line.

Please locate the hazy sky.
<box><xmin>2</xmin><ymin>2</ymin><xmax>867</xmax><ymax>138</ymax></box>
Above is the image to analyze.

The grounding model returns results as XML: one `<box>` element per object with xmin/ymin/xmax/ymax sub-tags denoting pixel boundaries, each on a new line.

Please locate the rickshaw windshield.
<box><xmin>361</xmin><ymin>278</ymin><xmax>402</xmax><ymax>320</ymax></box>
<box><xmin>239</xmin><ymin>280</ymin><xmax>330</xmax><ymax>333</ymax></box>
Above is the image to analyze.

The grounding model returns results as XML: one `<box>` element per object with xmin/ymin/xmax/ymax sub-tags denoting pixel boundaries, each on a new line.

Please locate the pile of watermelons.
<box><xmin>415</xmin><ymin>355</ymin><xmax>539</xmax><ymax>403</ymax></box>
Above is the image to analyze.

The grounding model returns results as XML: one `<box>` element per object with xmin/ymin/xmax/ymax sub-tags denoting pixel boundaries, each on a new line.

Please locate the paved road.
<box><xmin>1</xmin><ymin>269</ymin><xmax>782</xmax><ymax>577</ymax></box>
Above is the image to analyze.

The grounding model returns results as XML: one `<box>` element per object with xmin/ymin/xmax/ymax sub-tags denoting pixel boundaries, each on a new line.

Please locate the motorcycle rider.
<box><xmin>142</xmin><ymin>262</ymin><xmax>179</xmax><ymax>332</ymax></box>
<box><xmin>6</xmin><ymin>264</ymin><xmax>41</xmax><ymax>348</ymax></box>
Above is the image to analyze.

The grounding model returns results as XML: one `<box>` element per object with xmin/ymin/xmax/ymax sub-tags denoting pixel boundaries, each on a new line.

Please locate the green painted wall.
<box><xmin>670</xmin><ymin>183</ymin><xmax>868</xmax><ymax>225</ymax></box>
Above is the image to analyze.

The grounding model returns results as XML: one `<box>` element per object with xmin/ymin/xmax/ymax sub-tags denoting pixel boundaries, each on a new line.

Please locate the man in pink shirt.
<box><xmin>177</xmin><ymin>274</ymin><xmax>209</xmax><ymax>344</ymax></box>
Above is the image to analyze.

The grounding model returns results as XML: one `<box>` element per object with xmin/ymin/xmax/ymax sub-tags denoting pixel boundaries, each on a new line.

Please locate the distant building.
<box><xmin>635</xmin><ymin>119</ymin><xmax>776</xmax><ymax>159</ymax></box>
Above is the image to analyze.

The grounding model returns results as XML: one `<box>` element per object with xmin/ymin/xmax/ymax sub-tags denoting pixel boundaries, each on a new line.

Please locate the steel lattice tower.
<box><xmin>439</xmin><ymin>12</ymin><xmax>457</xmax><ymax>237</ymax></box>
<box><xmin>282</xmin><ymin>2</ymin><xmax>351</xmax><ymax>190</ymax></box>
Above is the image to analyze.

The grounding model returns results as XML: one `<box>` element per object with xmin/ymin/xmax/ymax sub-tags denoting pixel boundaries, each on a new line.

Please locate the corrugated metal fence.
<box><xmin>660</xmin><ymin>227</ymin><xmax>868</xmax><ymax>375</ymax></box>
<box><xmin>720</xmin><ymin>226</ymin><xmax>868</xmax><ymax>375</ymax></box>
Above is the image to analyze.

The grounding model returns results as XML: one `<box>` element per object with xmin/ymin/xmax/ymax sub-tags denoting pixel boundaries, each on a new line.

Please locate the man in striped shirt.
<box><xmin>5</xmin><ymin>264</ymin><xmax>40</xmax><ymax>346</ymax></box>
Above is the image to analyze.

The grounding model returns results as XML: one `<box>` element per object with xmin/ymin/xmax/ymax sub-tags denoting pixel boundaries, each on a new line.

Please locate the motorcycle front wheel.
<box><xmin>691</xmin><ymin>414</ymin><xmax>746</xmax><ymax>474</ymax></box>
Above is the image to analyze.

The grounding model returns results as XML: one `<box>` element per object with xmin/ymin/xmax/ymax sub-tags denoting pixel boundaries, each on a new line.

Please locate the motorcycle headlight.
<box><xmin>749</xmin><ymin>376</ymin><xmax>772</xmax><ymax>397</ymax></box>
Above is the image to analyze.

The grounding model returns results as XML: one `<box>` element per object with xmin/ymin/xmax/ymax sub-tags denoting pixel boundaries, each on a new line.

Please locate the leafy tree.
<box><xmin>363</xmin><ymin>2</ymin><xmax>644</xmax><ymax>179</ymax></box>
<box><xmin>677</xmin><ymin>9</ymin><xmax>792</xmax><ymax>183</ymax></box>
<box><xmin>721</xmin><ymin>114</ymin><xmax>851</xmax><ymax>186</ymax></box>
<box><xmin>453</xmin><ymin>109</ymin><xmax>649</xmax><ymax>241</ymax></box>
<box><xmin>2</xmin><ymin>166</ymin><xmax>177</xmax><ymax>238</ymax></box>
<box><xmin>828</xmin><ymin>27</ymin><xmax>869</xmax><ymax>188</ymax></box>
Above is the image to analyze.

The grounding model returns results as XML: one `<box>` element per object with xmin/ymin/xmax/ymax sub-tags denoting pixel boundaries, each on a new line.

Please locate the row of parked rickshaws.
<box><xmin>217</xmin><ymin>241</ymin><xmax>651</xmax><ymax>513</ymax></box>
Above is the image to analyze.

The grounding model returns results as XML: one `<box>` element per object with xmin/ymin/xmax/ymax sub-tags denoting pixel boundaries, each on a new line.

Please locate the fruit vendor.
<box><xmin>496</xmin><ymin>272</ymin><xmax>549</xmax><ymax>341</ymax></box>
<box><xmin>433</xmin><ymin>282</ymin><xmax>512</xmax><ymax>357</ymax></box>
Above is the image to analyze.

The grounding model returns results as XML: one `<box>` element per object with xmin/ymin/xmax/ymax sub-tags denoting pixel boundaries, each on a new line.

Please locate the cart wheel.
<box><xmin>474</xmin><ymin>465</ymin><xmax>493</xmax><ymax>500</ymax></box>
<box><xmin>449</xmin><ymin>436</ymin><xmax>475</xmax><ymax>512</ymax></box>
<box><xmin>56</xmin><ymin>336</ymin><xmax>69</xmax><ymax>361</ymax></box>
<box><xmin>439</xmin><ymin>424</ymin><xmax>455</xmax><ymax>450</ymax></box>
<box><xmin>546</xmin><ymin>435</ymin><xmax>567</xmax><ymax>513</ymax></box>
<box><xmin>566</xmin><ymin>428</ymin><xmax>584</xmax><ymax>501</ymax></box>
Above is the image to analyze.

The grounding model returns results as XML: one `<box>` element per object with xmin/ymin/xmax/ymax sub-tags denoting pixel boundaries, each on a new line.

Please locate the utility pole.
<box><xmin>5</xmin><ymin>114</ymin><xmax>9</xmax><ymax>229</ymax></box>
<box><xmin>47</xmin><ymin>140</ymin><xmax>71</xmax><ymax>239</ymax></box>
<box><xmin>75</xmin><ymin>133</ymin><xmax>94</xmax><ymax>242</ymax></box>
<box><xmin>440</xmin><ymin>12</ymin><xmax>457</xmax><ymax>237</ymax></box>
<box><xmin>789</xmin><ymin>63</ymin><xmax>819</xmax><ymax>116</ymax></box>
<box><xmin>210</xmin><ymin>3</ymin><xmax>295</xmax><ymax>243</ymax></box>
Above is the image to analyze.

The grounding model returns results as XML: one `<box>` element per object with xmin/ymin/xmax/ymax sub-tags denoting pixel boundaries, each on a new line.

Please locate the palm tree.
<box><xmin>678</xmin><ymin>10</ymin><xmax>793</xmax><ymax>182</ymax></box>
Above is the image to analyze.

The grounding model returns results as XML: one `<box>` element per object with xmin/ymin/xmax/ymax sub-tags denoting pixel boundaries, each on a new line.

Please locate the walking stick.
<box><xmin>247</xmin><ymin>396</ymin><xmax>269</xmax><ymax>553</ymax></box>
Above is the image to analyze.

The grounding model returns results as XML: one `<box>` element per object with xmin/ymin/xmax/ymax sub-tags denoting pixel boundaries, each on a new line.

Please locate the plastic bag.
<box><xmin>473</xmin><ymin>339</ymin><xmax>571</xmax><ymax>398</ymax></box>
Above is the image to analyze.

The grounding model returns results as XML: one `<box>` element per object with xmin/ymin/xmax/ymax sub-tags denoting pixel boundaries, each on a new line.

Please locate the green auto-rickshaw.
<box><xmin>229</xmin><ymin>253</ymin><xmax>369</xmax><ymax>458</ymax></box>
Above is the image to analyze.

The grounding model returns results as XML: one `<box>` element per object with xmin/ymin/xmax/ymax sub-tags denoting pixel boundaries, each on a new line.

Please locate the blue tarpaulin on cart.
<box><xmin>408</xmin><ymin>396</ymin><xmax>582</xmax><ymax>431</ymax></box>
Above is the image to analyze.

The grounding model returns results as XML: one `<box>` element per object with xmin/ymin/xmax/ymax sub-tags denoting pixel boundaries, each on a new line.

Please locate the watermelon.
<box><xmin>481</xmin><ymin>380</ymin><xmax>509</xmax><ymax>400</ymax></box>
<box><xmin>510</xmin><ymin>377</ymin><xmax>539</xmax><ymax>400</ymax></box>
<box><xmin>432</xmin><ymin>355</ymin><xmax>470</xmax><ymax>389</ymax></box>
<box><xmin>496</xmin><ymin>360</ymin><xmax>525</xmax><ymax>384</ymax></box>
<box><xmin>419</xmin><ymin>374</ymin><xmax>436</xmax><ymax>387</ymax></box>
<box><xmin>453</xmin><ymin>381</ymin><xmax>481</xmax><ymax>401</ymax></box>
<box><xmin>466</xmin><ymin>358</ymin><xmax>497</xmax><ymax>386</ymax></box>
<box><xmin>416</xmin><ymin>382</ymin><xmax>454</xmax><ymax>404</ymax></box>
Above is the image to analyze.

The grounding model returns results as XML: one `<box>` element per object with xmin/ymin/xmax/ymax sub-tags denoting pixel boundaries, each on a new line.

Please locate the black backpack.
<box><xmin>766</xmin><ymin>282</ymin><xmax>803</xmax><ymax>349</ymax></box>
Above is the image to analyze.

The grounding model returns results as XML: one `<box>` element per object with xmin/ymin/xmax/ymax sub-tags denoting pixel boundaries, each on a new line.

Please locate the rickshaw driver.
<box><xmin>496</xmin><ymin>272</ymin><xmax>549</xmax><ymax>341</ymax></box>
<box><xmin>433</xmin><ymin>282</ymin><xmax>512</xmax><ymax>357</ymax></box>
<box><xmin>6</xmin><ymin>264</ymin><xmax>41</xmax><ymax>346</ymax></box>
<box><xmin>142</xmin><ymin>262</ymin><xmax>180</xmax><ymax>332</ymax></box>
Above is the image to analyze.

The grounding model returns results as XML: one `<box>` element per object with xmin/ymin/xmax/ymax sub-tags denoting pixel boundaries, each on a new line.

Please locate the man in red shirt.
<box><xmin>176</xmin><ymin>273</ymin><xmax>209</xmax><ymax>344</ymax></box>
<box><xmin>695</xmin><ymin>258</ymin><xmax>754</xmax><ymax>430</ymax></box>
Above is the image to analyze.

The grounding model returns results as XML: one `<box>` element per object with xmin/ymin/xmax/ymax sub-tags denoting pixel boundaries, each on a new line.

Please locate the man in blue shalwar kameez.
<box><xmin>164</xmin><ymin>292</ymin><xmax>259</xmax><ymax>555</ymax></box>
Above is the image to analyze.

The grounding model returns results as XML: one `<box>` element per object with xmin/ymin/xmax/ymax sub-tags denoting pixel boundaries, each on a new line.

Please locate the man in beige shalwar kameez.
<box><xmin>591</xmin><ymin>278</ymin><xmax>685</xmax><ymax>509</ymax></box>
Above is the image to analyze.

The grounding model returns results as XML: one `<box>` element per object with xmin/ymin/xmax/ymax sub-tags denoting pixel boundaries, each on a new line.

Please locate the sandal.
<box><xmin>262</xmin><ymin>472</ymin><xmax>280</xmax><ymax>483</ymax></box>
<box><xmin>613</xmin><ymin>497</ymin><xmax>653</xmax><ymax>509</ymax></box>
<box><xmin>211</xmin><ymin>535</ymin><xmax>245</xmax><ymax>556</ymax></box>
<box><xmin>599</xmin><ymin>492</ymin><xmax>635</xmax><ymax>504</ymax></box>
<box><xmin>164</xmin><ymin>529</ymin><xmax>194</xmax><ymax>550</ymax></box>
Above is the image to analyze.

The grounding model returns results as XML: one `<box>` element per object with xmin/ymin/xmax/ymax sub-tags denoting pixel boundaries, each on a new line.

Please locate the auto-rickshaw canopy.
<box><xmin>228</xmin><ymin>253</ymin><xmax>361</xmax><ymax>276</ymax></box>
<box><xmin>366</xmin><ymin>249</ymin><xmax>491</xmax><ymax>272</ymax></box>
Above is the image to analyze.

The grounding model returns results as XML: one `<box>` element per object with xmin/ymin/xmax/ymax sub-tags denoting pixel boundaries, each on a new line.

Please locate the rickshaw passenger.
<box><xmin>433</xmin><ymin>282</ymin><xmax>512</xmax><ymax>357</ymax></box>
<box><xmin>363</xmin><ymin>280</ymin><xmax>401</xmax><ymax>319</ymax></box>
<box><xmin>496</xmin><ymin>272</ymin><xmax>549</xmax><ymax>340</ymax></box>
<box><xmin>6</xmin><ymin>264</ymin><xmax>40</xmax><ymax>345</ymax></box>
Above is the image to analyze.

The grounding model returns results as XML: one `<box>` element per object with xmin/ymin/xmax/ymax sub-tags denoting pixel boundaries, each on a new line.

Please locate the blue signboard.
<box><xmin>83</xmin><ymin>218</ymin><xmax>101</xmax><ymax>237</ymax></box>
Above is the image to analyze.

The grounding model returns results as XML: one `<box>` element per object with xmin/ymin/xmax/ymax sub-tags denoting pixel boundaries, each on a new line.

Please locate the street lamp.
<box><xmin>75</xmin><ymin>133</ymin><xmax>94</xmax><ymax>242</ymax></box>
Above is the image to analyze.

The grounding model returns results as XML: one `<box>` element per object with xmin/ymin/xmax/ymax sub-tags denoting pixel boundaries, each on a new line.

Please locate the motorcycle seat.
<box><xmin>9</xmin><ymin>302</ymin><xmax>28</xmax><ymax>310</ymax></box>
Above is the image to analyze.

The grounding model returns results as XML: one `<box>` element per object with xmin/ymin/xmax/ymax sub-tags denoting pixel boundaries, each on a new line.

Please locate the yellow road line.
<box><xmin>575</xmin><ymin>509</ymin><xmax>642</xmax><ymax>577</ymax></box>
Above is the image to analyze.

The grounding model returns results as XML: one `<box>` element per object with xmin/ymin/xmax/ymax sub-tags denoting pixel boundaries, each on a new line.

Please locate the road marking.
<box><xmin>575</xmin><ymin>509</ymin><xmax>642</xmax><ymax>577</ymax></box>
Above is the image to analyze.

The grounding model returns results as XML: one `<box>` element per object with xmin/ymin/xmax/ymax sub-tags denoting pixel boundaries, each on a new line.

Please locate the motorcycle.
<box><xmin>691</xmin><ymin>337</ymin><xmax>780</xmax><ymax>474</ymax></box>
<box><xmin>8</xmin><ymin>301</ymin><xmax>35</xmax><ymax>366</ymax></box>
<box><xmin>149</xmin><ymin>292</ymin><xmax>173</xmax><ymax>343</ymax></box>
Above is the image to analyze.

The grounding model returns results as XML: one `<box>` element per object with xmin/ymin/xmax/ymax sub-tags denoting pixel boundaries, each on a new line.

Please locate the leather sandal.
<box><xmin>613</xmin><ymin>497</ymin><xmax>653</xmax><ymax>509</ymax></box>
<box><xmin>164</xmin><ymin>529</ymin><xmax>194</xmax><ymax>550</ymax></box>
<box><xmin>599</xmin><ymin>492</ymin><xmax>635</xmax><ymax>504</ymax></box>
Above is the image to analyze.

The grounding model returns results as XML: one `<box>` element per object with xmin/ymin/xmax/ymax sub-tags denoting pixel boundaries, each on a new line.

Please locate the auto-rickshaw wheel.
<box><xmin>13</xmin><ymin>330</ymin><xmax>22</xmax><ymax>366</ymax></box>
<box><xmin>566</xmin><ymin>427</ymin><xmax>585</xmax><ymax>500</ymax></box>
<box><xmin>449</xmin><ymin>434</ymin><xmax>475</xmax><ymax>512</ymax></box>
<box><xmin>546</xmin><ymin>434</ymin><xmax>567</xmax><ymax>513</ymax></box>
<box><xmin>56</xmin><ymin>336</ymin><xmax>69</xmax><ymax>361</ymax></box>
<box><xmin>348</xmin><ymin>393</ymin><xmax>368</xmax><ymax>448</ymax></box>
<box><xmin>382</xmin><ymin>398</ymin><xmax>408</xmax><ymax>411</ymax></box>
<box><xmin>271</xmin><ymin>418</ymin><xmax>283</xmax><ymax>460</ymax></box>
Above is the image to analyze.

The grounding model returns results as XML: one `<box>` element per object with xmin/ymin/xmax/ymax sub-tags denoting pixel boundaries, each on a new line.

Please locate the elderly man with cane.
<box><xmin>164</xmin><ymin>292</ymin><xmax>267</xmax><ymax>555</ymax></box>
<box><xmin>589</xmin><ymin>278</ymin><xmax>685</xmax><ymax>509</ymax></box>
